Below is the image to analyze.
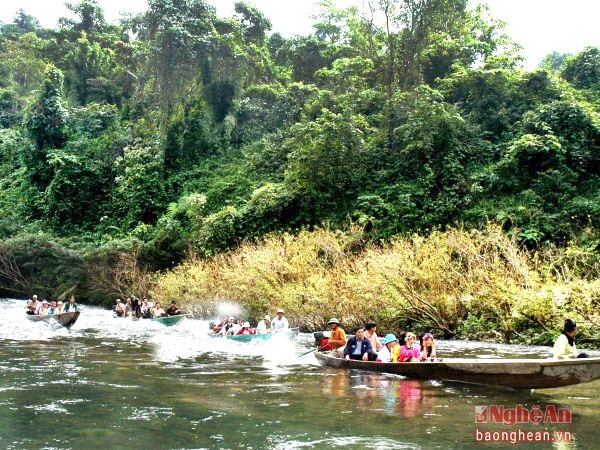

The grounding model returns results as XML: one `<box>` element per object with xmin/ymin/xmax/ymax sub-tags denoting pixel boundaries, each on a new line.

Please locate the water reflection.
<box><xmin>320</xmin><ymin>370</ymin><xmax>438</xmax><ymax>419</ymax></box>
<box><xmin>1</xmin><ymin>298</ymin><xmax>600</xmax><ymax>450</ymax></box>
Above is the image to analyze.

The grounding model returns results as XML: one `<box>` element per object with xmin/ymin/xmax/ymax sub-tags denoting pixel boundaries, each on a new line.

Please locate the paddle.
<box><xmin>299</xmin><ymin>347</ymin><xmax>317</xmax><ymax>357</ymax></box>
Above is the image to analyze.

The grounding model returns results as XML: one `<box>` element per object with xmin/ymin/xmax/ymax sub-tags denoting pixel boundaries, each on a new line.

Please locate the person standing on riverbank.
<box><xmin>271</xmin><ymin>309</ymin><xmax>289</xmax><ymax>333</ymax></box>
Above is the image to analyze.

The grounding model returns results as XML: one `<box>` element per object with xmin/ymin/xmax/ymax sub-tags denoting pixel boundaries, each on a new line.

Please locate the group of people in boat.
<box><xmin>323</xmin><ymin>317</ymin><xmax>587</xmax><ymax>362</ymax></box>
<box><xmin>113</xmin><ymin>296</ymin><xmax>182</xmax><ymax>319</ymax></box>
<box><xmin>322</xmin><ymin>318</ymin><xmax>438</xmax><ymax>363</ymax></box>
<box><xmin>210</xmin><ymin>308</ymin><xmax>290</xmax><ymax>336</ymax></box>
<box><xmin>26</xmin><ymin>294</ymin><xmax>79</xmax><ymax>316</ymax></box>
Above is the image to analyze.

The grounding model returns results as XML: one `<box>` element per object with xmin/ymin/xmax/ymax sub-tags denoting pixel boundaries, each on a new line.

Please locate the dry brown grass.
<box><xmin>150</xmin><ymin>225</ymin><xmax>599</xmax><ymax>343</ymax></box>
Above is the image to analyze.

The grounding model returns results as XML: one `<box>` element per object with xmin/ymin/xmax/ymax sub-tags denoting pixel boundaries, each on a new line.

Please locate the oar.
<box><xmin>299</xmin><ymin>347</ymin><xmax>317</xmax><ymax>357</ymax></box>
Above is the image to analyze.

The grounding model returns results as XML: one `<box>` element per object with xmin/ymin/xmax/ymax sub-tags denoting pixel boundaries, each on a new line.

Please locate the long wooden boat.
<box><xmin>209</xmin><ymin>327</ymin><xmax>299</xmax><ymax>343</ymax></box>
<box><xmin>314</xmin><ymin>351</ymin><xmax>600</xmax><ymax>389</ymax></box>
<box><xmin>27</xmin><ymin>311</ymin><xmax>81</xmax><ymax>329</ymax></box>
<box><xmin>152</xmin><ymin>314</ymin><xmax>188</xmax><ymax>326</ymax></box>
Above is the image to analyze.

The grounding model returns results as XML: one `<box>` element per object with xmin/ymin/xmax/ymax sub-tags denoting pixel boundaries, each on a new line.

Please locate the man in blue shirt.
<box><xmin>343</xmin><ymin>327</ymin><xmax>375</xmax><ymax>361</ymax></box>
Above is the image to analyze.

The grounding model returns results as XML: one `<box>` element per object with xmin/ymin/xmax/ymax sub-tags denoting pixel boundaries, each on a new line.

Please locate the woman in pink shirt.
<box><xmin>399</xmin><ymin>332</ymin><xmax>421</xmax><ymax>362</ymax></box>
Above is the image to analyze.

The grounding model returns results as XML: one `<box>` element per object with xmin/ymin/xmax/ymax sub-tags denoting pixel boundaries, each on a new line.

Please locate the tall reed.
<box><xmin>151</xmin><ymin>225</ymin><xmax>600</xmax><ymax>345</ymax></box>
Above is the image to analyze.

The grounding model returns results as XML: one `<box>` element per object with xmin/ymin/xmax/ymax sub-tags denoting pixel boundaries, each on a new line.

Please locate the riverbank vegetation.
<box><xmin>152</xmin><ymin>226</ymin><xmax>600</xmax><ymax>345</ymax></box>
<box><xmin>0</xmin><ymin>1</ymin><xmax>599</xmax><ymax>346</ymax></box>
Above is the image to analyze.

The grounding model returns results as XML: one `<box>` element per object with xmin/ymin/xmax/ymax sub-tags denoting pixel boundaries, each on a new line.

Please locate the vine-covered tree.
<box><xmin>23</xmin><ymin>64</ymin><xmax>68</xmax><ymax>190</ymax></box>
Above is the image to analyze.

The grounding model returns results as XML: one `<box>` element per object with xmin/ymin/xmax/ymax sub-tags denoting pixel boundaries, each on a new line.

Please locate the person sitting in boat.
<box><xmin>323</xmin><ymin>318</ymin><xmax>347</xmax><ymax>352</ymax></box>
<box><xmin>141</xmin><ymin>298</ymin><xmax>152</xmax><ymax>318</ymax></box>
<box><xmin>553</xmin><ymin>319</ymin><xmax>588</xmax><ymax>359</ymax></box>
<box><xmin>343</xmin><ymin>327</ymin><xmax>376</xmax><ymax>361</ymax></box>
<box><xmin>39</xmin><ymin>300</ymin><xmax>50</xmax><ymax>315</ymax></box>
<box><xmin>55</xmin><ymin>301</ymin><xmax>64</xmax><ymax>314</ymax></box>
<box><xmin>131</xmin><ymin>296</ymin><xmax>142</xmax><ymax>318</ymax></box>
<box><xmin>364</xmin><ymin>321</ymin><xmax>383</xmax><ymax>352</ymax></box>
<box><xmin>114</xmin><ymin>299</ymin><xmax>125</xmax><ymax>317</ymax></box>
<box><xmin>211</xmin><ymin>315</ymin><xmax>229</xmax><ymax>333</ymax></box>
<box><xmin>377</xmin><ymin>334</ymin><xmax>400</xmax><ymax>363</ymax></box>
<box><xmin>230</xmin><ymin>320</ymin><xmax>243</xmax><ymax>335</ymax></box>
<box><xmin>271</xmin><ymin>309</ymin><xmax>289</xmax><ymax>333</ymax></box>
<box><xmin>236</xmin><ymin>321</ymin><xmax>255</xmax><ymax>335</ymax></box>
<box><xmin>256</xmin><ymin>315</ymin><xmax>271</xmax><ymax>334</ymax></box>
<box><xmin>166</xmin><ymin>300</ymin><xmax>182</xmax><ymax>316</ymax></box>
<box><xmin>151</xmin><ymin>302</ymin><xmax>166</xmax><ymax>318</ymax></box>
<box><xmin>420</xmin><ymin>332</ymin><xmax>437</xmax><ymax>362</ymax></box>
<box><xmin>124</xmin><ymin>297</ymin><xmax>134</xmax><ymax>317</ymax></box>
<box><xmin>48</xmin><ymin>301</ymin><xmax>58</xmax><ymax>314</ymax></box>
<box><xmin>63</xmin><ymin>294</ymin><xmax>79</xmax><ymax>312</ymax></box>
<box><xmin>220</xmin><ymin>317</ymin><xmax>236</xmax><ymax>335</ymax></box>
<box><xmin>399</xmin><ymin>332</ymin><xmax>421</xmax><ymax>362</ymax></box>
<box><xmin>26</xmin><ymin>295</ymin><xmax>39</xmax><ymax>315</ymax></box>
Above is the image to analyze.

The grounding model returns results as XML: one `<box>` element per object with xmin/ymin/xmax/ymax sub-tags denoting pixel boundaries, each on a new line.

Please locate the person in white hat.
<box><xmin>113</xmin><ymin>298</ymin><xmax>125</xmax><ymax>317</ymax></box>
<box><xmin>256</xmin><ymin>314</ymin><xmax>271</xmax><ymax>334</ymax></box>
<box><xmin>271</xmin><ymin>308</ymin><xmax>289</xmax><ymax>333</ymax></box>
<box><xmin>236</xmin><ymin>321</ymin><xmax>255</xmax><ymax>335</ymax></box>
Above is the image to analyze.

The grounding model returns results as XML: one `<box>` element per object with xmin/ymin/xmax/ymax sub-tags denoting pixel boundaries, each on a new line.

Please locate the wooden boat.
<box><xmin>152</xmin><ymin>314</ymin><xmax>188</xmax><ymax>326</ymax></box>
<box><xmin>27</xmin><ymin>311</ymin><xmax>80</xmax><ymax>329</ymax></box>
<box><xmin>314</xmin><ymin>351</ymin><xmax>600</xmax><ymax>389</ymax></box>
<box><xmin>209</xmin><ymin>328</ymin><xmax>299</xmax><ymax>343</ymax></box>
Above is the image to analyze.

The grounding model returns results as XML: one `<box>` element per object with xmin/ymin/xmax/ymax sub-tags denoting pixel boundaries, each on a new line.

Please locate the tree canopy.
<box><xmin>0</xmin><ymin>0</ymin><xmax>598</xmax><ymax>274</ymax></box>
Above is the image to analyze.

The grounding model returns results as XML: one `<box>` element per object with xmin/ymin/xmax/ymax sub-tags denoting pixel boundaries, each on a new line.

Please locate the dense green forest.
<box><xmin>0</xmin><ymin>0</ymin><xmax>598</xmax><ymax>327</ymax></box>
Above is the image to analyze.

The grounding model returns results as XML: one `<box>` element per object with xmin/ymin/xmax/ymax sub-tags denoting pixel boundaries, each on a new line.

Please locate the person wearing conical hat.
<box><xmin>326</xmin><ymin>317</ymin><xmax>347</xmax><ymax>350</ymax></box>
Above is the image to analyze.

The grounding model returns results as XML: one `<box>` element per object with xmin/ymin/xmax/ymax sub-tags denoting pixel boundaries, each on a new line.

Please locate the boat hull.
<box><xmin>314</xmin><ymin>352</ymin><xmax>600</xmax><ymax>389</ymax></box>
<box><xmin>27</xmin><ymin>311</ymin><xmax>80</xmax><ymax>329</ymax></box>
<box><xmin>210</xmin><ymin>328</ymin><xmax>299</xmax><ymax>342</ymax></box>
<box><xmin>152</xmin><ymin>314</ymin><xmax>188</xmax><ymax>326</ymax></box>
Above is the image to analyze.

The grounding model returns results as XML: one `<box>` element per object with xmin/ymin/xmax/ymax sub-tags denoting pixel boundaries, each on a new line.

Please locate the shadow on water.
<box><xmin>1</xmin><ymin>298</ymin><xmax>598</xmax><ymax>449</ymax></box>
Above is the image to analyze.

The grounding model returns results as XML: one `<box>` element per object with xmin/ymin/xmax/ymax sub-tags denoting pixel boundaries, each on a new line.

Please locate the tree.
<box><xmin>23</xmin><ymin>65</ymin><xmax>68</xmax><ymax>190</ymax></box>
<box><xmin>539</xmin><ymin>51</ymin><xmax>568</xmax><ymax>72</ymax></box>
<box><xmin>393</xmin><ymin>86</ymin><xmax>479</xmax><ymax>224</ymax></box>
<box><xmin>132</xmin><ymin>0</ymin><xmax>218</xmax><ymax>122</ymax></box>
<box><xmin>59</xmin><ymin>0</ymin><xmax>107</xmax><ymax>35</ymax></box>
<box><xmin>284</xmin><ymin>109</ymin><xmax>370</xmax><ymax>217</ymax></box>
<box><xmin>561</xmin><ymin>47</ymin><xmax>600</xmax><ymax>90</ymax></box>
<box><xmin>0</xmin><ymin>9</ymin><xmax>41</xmax><ymax>36</ymax></box>
<box><xmin>62</xmin><ymin>32</ymin><xmax>119</xmax><ymax>105</ymax></box>
<box><xmin>234</xmin><ymin>2</ymin><xmax>271</xmax><ymax>44</ymax></box>
<box><xmin>0</xmin><ymin>32</ymin><xmax>47</xmax><ymax>95</ymax></box>
<box><xmin>112</xmin><ymin>137</ymin><xmax>166</xmax><ymax>227</ymax></box>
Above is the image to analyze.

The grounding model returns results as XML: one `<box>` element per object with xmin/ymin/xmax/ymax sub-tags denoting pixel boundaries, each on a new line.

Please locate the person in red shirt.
<box><xmin>237</xmin><ymin>321</ymin><xmax>255</xmax><ymax>335</ymax></box>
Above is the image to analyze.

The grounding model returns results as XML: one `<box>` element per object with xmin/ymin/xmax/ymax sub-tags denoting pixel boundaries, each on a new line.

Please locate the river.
<box><xmin>1</xmin><ymin>298</ymin><xmax>598</xmax><ymax>449</ymax></box>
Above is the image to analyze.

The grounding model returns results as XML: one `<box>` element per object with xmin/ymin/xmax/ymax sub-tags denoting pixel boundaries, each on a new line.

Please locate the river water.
<box><xmin>1</xmin><ymin>298</ymin><xmax>598</xmax><ymax>449</ymax></box>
